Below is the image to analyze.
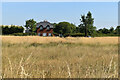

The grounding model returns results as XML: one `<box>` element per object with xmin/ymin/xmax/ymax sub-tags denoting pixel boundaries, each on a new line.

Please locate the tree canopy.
<box><xmin>79</xmin><ymin>11</ymin><xmax>96</xmax><ymax>37</ymax></box>
<box><xmin>1</xmin><ymin>25</ymin><xmax>24</xmax><ymax>35</ymax></box>
<box><xmin>53</xmin><ymin>22</ymin><xmax>76</xmax><ymax>36</ymax></box>
<box><xmin>25</xmin><ymin>19</ymin><xmax>36</xmax><ymax>32</ymax></box>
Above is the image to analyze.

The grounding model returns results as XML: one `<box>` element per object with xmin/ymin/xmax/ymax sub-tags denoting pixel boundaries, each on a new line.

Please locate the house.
<box><xmin>36</xmin><ymin>20</ymin><xmax>54</xmax><ymax>36</ymax></box>
<box><xmin>23</xmin><ymin>27</ymin><xmax>30</xmax><ymax>33</ymax></box>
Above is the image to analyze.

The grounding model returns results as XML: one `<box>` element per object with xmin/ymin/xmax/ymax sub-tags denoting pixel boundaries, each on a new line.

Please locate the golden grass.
<box><xmin>2</xmin><ymin>36</ymin><xmax>118</xmax><ymax>78</ymax></box>
<box><xmin>2</xmin><ymin>36</ymin><xmax>118</xmax><ymax>45</ymax></box>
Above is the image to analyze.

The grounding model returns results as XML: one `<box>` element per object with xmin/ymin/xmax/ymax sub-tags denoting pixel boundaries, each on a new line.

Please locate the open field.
<box><xmin>2</xmin><ymin>36</ymin><xmax>118</xmax><ymax>78</ymax></box>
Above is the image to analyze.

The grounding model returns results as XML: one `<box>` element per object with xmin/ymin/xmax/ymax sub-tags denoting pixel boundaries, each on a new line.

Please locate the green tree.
<box><xmin>79</xmin><ymin>11</ymin><xmax>95</xmax><ymax>37</ymax></box>
<box><xmin>1</xmin><ymin>25</ymin><xmax>24</xmax><ymax>35</ymax></box>
<box><xmin>102</xmin><ymin>28</ymin><xmax>110</xmax><ymax>34</ymax></box>
<box><xmin>53</xmin><ymin>22</ymin><xmax>76</xmax><ymax>36</ymax></box>
<box><xmin>78</xmin><ymin>24</ymin><xmax>85</xmax><ymax>33</ymax></box>
<box><xmin>25</xmin><ymin>19</ymin><xmax>36</xmax><ymax>32</ymax></box>
<box><xmin>76</xmin><ymin>27</ymin><xmax>80</xmax><ymax>33</ymax></box>
<box><xmin>52</xmin><ymin>23</ymin><xmax>57</xmax><ymax>28</ymax></box>
<box><xmin>115</xmin><ymin>26</ymin><xmax>120</xmax><ymax>34</ymax></box>
<box><xmin>109</xmin><ymin>27</ymin><xmax>114</xmax><ymax>34</ymax></box>
<box><xmin>97</xmin><ymin>29</ymin><xmax>103</xmax><ymax>34</ymax></box>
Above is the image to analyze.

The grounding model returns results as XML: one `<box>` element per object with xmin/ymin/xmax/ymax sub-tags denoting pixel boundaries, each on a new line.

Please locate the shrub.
<box><xmin>94</xmin><ymin>33</ymin><xmax>119</xmax><ymax>37</ymax></box>
<box><xmin>70</xmin><ymin>33</ymin><xmax>85</xmax><ymax>37</ymax></box>
<box><xmin>12</xmin><ymin>33</ymin><xmax>27</xmax><ymax>36</ymax></box>
<box><xmin>12</xmin><ymin>32</ymin><xmax>37</xmax><ymax>36</ymax></box>
<box><xmin>53</xmin><ymin>32</ymin><xmax>59</xmax><ymax>36</ymax></box>
<box><xmin>1</xmin><ymin>25</ymin><xmax>24</xmax><ymax>35</ymax></box>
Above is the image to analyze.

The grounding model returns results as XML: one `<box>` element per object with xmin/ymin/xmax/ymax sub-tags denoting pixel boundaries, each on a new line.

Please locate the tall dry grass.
<box><xmin>2</xmin><ymin>36</ymin><xmax>118</xmax><ymax>78</ymax></box>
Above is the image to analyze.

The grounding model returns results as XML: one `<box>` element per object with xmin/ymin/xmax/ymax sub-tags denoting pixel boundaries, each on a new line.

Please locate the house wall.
<box><xmin>37</xmin><ymin>28</ymin><xmax>53</xmax><ymax>36</ymax></box>
<box><xmin>36</xmin><ymin>21</ymin><xmax>54</xmax><ymax>36</ymax></box>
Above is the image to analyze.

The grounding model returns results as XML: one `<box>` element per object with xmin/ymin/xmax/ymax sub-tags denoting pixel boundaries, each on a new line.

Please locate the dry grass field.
<box><xmin>2</xmin><ymin>36</ymin><xmax>118</xmax><ymax>78</ymax></box>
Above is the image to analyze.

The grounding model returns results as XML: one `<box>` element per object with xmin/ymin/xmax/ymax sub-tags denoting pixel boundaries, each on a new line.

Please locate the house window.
<box><xmin>48</xmin><ymin>33</ymin><xmax>52</xmax><ymax>36</ymax></box>
<box><xmin>40</xmin><ymin>27</ymin><xmax>43</xmax><ymax>30</ymax></box>
<box><xmin>39</xmin><ymin>25</ymin><xmax>43</xmax><ymax>30</ymax></box>
<box><xmin>38</xmin><ymin>33</ymin><xmax>41</xmax><ymax>36</ymax></box>
<box><xmin>46</xmin><ymin>25</ymin><xmax>50</xmax><ymax>30</ymax></box>
<box><xmin>43</xmin><ymin>33</ymin><xmax>47</xmax><ymax>36</ymax></box>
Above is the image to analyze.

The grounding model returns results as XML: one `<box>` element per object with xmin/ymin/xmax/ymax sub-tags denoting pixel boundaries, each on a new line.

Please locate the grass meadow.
<box><xmin>2</xmin><ymin>36</ymin><xmax>118</xmax><ymax>78</ymax></box>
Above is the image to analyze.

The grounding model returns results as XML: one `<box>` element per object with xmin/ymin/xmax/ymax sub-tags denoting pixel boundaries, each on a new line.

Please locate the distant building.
<box><xmin>23</xmin><ymin>27</ymin><xmax>30</xmax><ymax>33</ymax></box>
<box><xmin>36</xmin><ymin>20</ymin><xmax>54</xmax><ymax>36</ymax></box>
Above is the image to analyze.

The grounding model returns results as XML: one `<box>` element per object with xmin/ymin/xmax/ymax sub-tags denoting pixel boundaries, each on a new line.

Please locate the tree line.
<box><xmin>1</xmin><ymin>25</ymin><xmax>24</xmax><ymax>35</ymax></box>
<box><xmin>1</xmin><ymin>11</ymin><xmax>120</xmax><ymax>37</ymax></box>
<box><xmin>53</xmin><ymin>11</ymin><xmax>120</xmax><ymax>37</ymax></box>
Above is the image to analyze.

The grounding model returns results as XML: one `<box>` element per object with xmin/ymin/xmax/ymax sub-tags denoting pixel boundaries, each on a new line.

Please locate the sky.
<box><xmin>118</xmin><ymin>2</ymin><xmax>120</xmax><ymax>26</ymax></box>
<box><xmin>2</xmin><ymin>2</ymin><xmax>118</xmax><ymax>29</ymax></box>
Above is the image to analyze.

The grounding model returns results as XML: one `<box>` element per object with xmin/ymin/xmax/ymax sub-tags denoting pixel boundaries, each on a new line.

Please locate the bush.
<box><xmin>93</xmin><ymin>33</ymin><xmax>119</xmax><ymax>37</ymax></box>
<box><xmin>1</xmin><ymin>25</ymin><xmax>24</xmax><ymax>35</ymax></box>
<box><xmin>63</xmin><ymin>33</ymin><xmax>85</xmax><ymax>37</ymax></box>
<box><xmin>53</xmin><ymin>32</ymin><xmax>59</xmax><ymax>36</ymax></box>
<box><xmin>28</xmin><ymin>32</ymin><xmax>37</xmax><ymax>35</ymax></box>
<box><xmin>12</xmin><ymin>32</ymin><xmax>37</xmax><ymax>36</ymax></box>
<box><xmin>71</xmin><ymin>33</ymin><xmax>85</xmax><ymax>37</ymax></box>
<box><xmin>12</xmin><ymin>33</ymin><xmax>27</xmax><ymax>36</ymax></box>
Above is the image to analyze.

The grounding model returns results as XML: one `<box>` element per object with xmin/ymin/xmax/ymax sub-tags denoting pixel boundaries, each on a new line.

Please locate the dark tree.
<box><xmin>109</xmin><ymin>27</ymin><xmax>114</xmax><ymax>33</ymax></box>
<box><xmin>53</xmin><ymin>22</ymin><xmax>76</xmax><ymax>36</ymax></box>
<box><xmin>25</xmin><ymin>19</ymin><xmax>36</xmax><ymax>32</ymax></box>
<box><xmin>115</xmin><ymin>26</ymin><xmax>120</xmax><ymax>34</ymax></box>
<box><xmin>102</xmin><ymin>28</ymin><xmax>110</xmax><ymax>34</ymax></box>
<box><xmin>1</xmin><ymin>25</ymin><xmax>24</xmax><ymax>35</ymax></box>
<box><xmin>79</xmin><ymin>11</ymin><xmax>95</xmax><ymax>37</ymax></box>
<box><xmin>78</xmin><ymin>24</ymin><xmax>85</xmax><ymax>33</ymax></box>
